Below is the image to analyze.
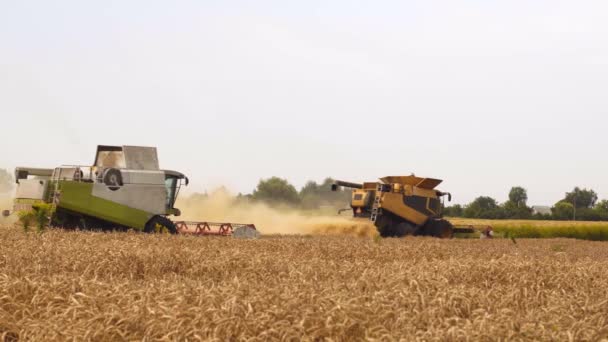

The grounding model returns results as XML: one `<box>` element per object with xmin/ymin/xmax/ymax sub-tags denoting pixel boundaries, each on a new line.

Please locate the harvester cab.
<box><xmin>10</xmin><ymin>145</ymin><xmax>257</xmax><ymax>237</ymax></box>
<box><xmin>332</xmin><ymin>175</ymin><xmax>469</xmax><ymax>238</ymax></box>
<box><xmin>90</xmin><ymin>145</ymin><xmax>189</xmax><ymax>217</ymax></box>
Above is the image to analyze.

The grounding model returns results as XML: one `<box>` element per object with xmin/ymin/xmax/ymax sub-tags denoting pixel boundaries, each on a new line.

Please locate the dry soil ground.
<box><xmin>1</xmin><ymin>226</ymin><xmax>608</xmax><ymax>341</ymax></box>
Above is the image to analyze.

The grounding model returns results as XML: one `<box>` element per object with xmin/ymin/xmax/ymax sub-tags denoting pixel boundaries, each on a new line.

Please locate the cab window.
<box><xmin>165</xmin><ymin>176</ymin><xmax>178</xmax><ymax>209</ymax></box>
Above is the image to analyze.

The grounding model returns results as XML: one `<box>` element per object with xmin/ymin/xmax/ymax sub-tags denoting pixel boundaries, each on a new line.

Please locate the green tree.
<box><xmin>299</xmin><ymin>180</ymin><xmax>321</xmax><ymax>209</ymax></box>
<box><xmin>575</xmin><ymin>208</ymin><xmax>602</xmax><ymax>221</ymax></box>
<box><xmin>0</xmin><ymin>168</ymin><xmax>13</xmax><ymax>193</ymax></box>
<box><xmin>463</xmin><ymin>196</ymin><xmax>504</xmax><ymax>219</ymax></box>
<box><xmin>443</xmin><ymin>204</ymin><xmax>463</xmax><ymax>217</ymax></box>
<box><xmin>508</xmin><ymin>186</ymin><xmax>528</xmax><ymax>207</ymax></box>
<box><xmin>563</xmin><ymin>187</ymin><xmax>598</xmax><ymax>209</ymax></box>
<box><xmin>595</xmin><ymin>200</ymin><xmax>608</xmax><ymax>212</ymax></box>
<box><xmin>299</xmin><ymin>178</ymin><xmax>351</xmax><ymax>209</ymax></box>
<box><xmin>300</xmin><ymin>180</ymin><xmax>319</xmax><ymax>198</ymax></box>
<box><xmin>592</xmin><ymin>200</ymin><xmax>608</xmax><ymax>221</ymax></box>
<box><xmin>252</xmin><ymin>177</ymin><xmax>300</xmax><ymax>206</ymax></box>
<box><xmin>502</xmin><ymin>186</ymin><xmax>532</xmax><ymax>219</ymax></box>
<box><xmin>552</xmin><ymin>201</ymin><xmax>575</xmax><ymax>220</ymax></box>
<box><xmin>503</xmin><ymin>200</ymin><xmax>532</xmax><ymax>219</ymax></box>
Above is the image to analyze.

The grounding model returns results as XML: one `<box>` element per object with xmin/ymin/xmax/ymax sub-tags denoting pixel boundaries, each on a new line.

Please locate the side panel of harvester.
<box><xmin>379</xmin><ymin>177</ymin><xmax>443</xmax><ymax>226</ymax></box>
<box><xmin>380</xmin><ymin>192</ymin><xmax>430</xmax><ymax>226</ymax></box>
<box><xmin>55</xmin><ymin>180</ymin><xmax>153</xmax><ymax>230</ymax></box>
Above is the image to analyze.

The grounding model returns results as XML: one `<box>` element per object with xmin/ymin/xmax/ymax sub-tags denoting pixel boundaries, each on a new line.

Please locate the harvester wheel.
<box><xmin>423</xmin><ymin>219</ymin><xmax>454</xmax><ymax>239</ymax></box>
<box><xmin>144</xmin><ymin>216</ymin><xmax>177</xmax><ymax>234</ymax></box>
<box><xmin>376</xmin><ymin>215</ymin><xmax>418</xmax><ymax>237</ymax></box>
<box><xmin>103</xmin><ymin>168</ymin><xmax>123</xmax><ymax>191</ymax></box>
<box><xmin>393</xmin><ymin>222</ymin><xmax>418</xmax><ymax>237</ymax></box>
<box><xmin>375</xmin><ymin>215</ymin><xmax>393</xmax><ymax>237</ymax></box>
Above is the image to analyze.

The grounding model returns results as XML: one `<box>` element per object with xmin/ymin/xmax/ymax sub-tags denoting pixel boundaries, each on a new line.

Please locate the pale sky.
<box><xmin>1</xmin><ymin>0</ymin><xmax>607</xmax><ymax>205</ymax></box>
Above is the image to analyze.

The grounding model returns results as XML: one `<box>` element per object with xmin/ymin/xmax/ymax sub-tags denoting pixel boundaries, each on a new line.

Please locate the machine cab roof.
<box><xmin>95</xmin><ymin>145</ymin><xmax>160</xmax><ymax>170</ymax></box>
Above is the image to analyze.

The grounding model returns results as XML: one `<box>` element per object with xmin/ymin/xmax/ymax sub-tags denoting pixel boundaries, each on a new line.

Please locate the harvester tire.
<box><xmin>377</xmin><ymin>217</ymin><xmax>418</xmax><ymax>237</ymax></box>
<box><xmin>375</xmin><ymin>215</ymin><xmax>393</xmax><ymax>237</ymax></box>
<box><xmin>424</xmin><ymin>219</ymin><xmax>454</xmax><ymax>239</ymax></box>
<box><xmin>144</xmin><ymin>216</ymin><xmax>177</xmax><ymax>234</ymax></box>
<box><xmin>103</xmin><ymin>168</ymin><xmax>123</xmax><ymax>191</ymax></box>
<box><xmin>393</xmin><ymin>222</ymin><xmax>418</xmax><ymax>237</ymax></box>
<box><xmin>51</xmin><ymin>210</ymin><xmax>78</xmax><ymax>229</ymax></box>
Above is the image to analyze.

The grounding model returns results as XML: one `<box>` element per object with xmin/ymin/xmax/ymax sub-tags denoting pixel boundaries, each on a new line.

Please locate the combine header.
<box><xmin>174</xmin><ymin>221</ymin><xmax>257</xmax><ymax>236</ymax></box>
<box><xmin>3</xmin><ymin>145</ymin><xmax>258</xmax><ymax>237</ymax></box>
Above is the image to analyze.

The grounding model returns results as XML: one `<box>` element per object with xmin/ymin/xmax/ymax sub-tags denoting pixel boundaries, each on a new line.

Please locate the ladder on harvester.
<box><xmin>370</xmin><ymin>185</ymin><xmax>383</xmax><ymax>223</ymax></box>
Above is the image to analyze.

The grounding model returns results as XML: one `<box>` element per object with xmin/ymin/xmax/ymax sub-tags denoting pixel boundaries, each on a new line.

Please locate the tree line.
<box><xmin>191</xmin><ymin>177</ymin><xmax>352</xmax><ymax>210</ymax></box>
<box><xmin>251</xmin><ymin>177</ymin><xmax>351</xmax><ymax>209</ymax></box>
<box><xmin>444</xmin><ymin>186</ymin><xmax>608</xmax><ymax>221</ymax></box>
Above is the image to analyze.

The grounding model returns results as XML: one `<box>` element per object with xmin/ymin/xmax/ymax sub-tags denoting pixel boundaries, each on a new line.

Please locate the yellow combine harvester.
<box><xmin>332</xmin><ymin>175</ymin><xmax>474</xmax><ymax>238</ymax></box>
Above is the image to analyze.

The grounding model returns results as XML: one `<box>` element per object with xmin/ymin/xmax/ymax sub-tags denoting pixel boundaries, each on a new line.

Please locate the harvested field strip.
<box><xmin>450</xmin><ymin>218</ymin><xmax>608</xmax><ymax>240</ymax></box>
<box><xmin>1</xmin><ymin>226</ymin><xmax>608</xmax><ymax>340</ymax></box>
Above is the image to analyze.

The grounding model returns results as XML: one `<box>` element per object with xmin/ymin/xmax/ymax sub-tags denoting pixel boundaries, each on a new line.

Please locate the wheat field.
<box><xmin>450</xmin><ymin>218</ymin><xmax>608</xmax><ymax>229</ymax></box>
<box><xmin>450</xmin><ymin>218</ymin><xmax>608</xmax><ymax>240</ymax></box>
<box><xmin>1</xmin><ymin>225</ymin><xmax>608</xmax><ymax>341</ymax></box>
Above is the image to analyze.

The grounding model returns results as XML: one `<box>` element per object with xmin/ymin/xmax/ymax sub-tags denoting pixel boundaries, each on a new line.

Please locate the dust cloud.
<box><xmin>176</xmin><ymin>189</ymin><xmax>377</xmax><ymax>237</ymax></box>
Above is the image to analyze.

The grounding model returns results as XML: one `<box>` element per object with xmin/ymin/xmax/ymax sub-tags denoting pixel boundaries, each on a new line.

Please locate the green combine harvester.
<box><xmin>3</xmin><ymin>145</ymin><xmax>257</xmax><ymax>236</ymax></box>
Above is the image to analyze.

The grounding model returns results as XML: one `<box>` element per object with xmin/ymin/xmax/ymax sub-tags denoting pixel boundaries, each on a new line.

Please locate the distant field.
<box><xmin>1</xmin><ymin>225</ymin><xmax>607</xmax><ymax>340</ymax></box>
<box><xmin>450</xmin><ymin>218</ymin><xmax>608</xmax><ymax>240</ymax></box>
